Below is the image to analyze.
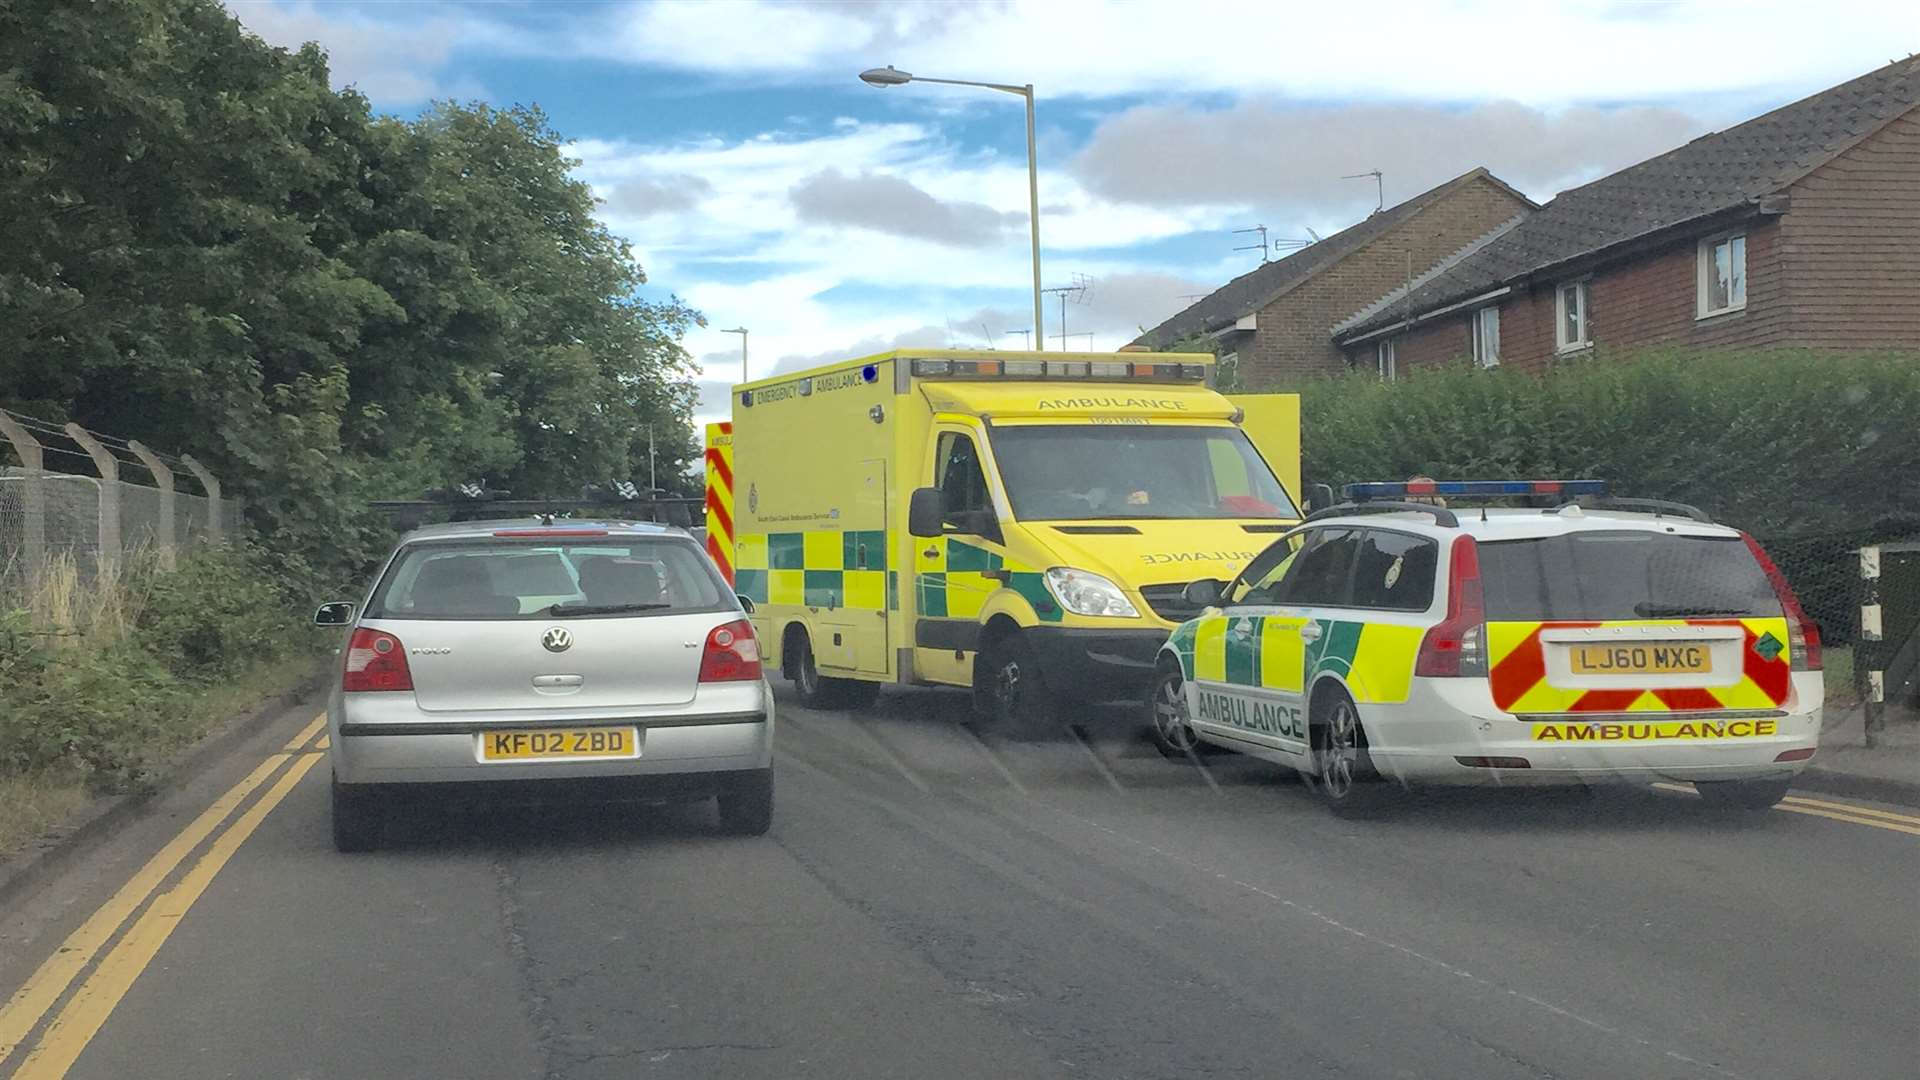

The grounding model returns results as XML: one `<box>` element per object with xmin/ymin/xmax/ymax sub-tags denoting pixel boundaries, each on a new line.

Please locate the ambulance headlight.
<box><xmin>1044</xmin><ymin>568</ymin><xmax>1140</xmax><ymax>618</ymax></box>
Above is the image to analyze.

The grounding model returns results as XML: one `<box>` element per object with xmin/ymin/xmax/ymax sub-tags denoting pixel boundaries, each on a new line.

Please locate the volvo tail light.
<box><xmin>343</xmin><ymin>627</ymin><xmax>414</xmax><ymax>692</ymax></box>
<box><xmin>1416</xmin><ymin>534</ymin><xmax>1487</xmax><ymax>677</ymax></box>
<box><xmin>1741</xmin><ymin>533</ymin><xmax>1822</xmax><ymax>671</ymax></box>
<box><xmin>699</xmin><ymin>619</ymin><xmax>762</xmax><ymax>682</ymax></box>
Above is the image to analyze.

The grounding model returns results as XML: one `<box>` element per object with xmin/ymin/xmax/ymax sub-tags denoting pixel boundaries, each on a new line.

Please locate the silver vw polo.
<box><xmin>314</xmin><ymin>520</ymin><xmax>773</xmax><ymax>851</ymax></box>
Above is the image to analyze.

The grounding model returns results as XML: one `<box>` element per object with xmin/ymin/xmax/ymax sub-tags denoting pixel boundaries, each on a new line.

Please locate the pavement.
<box><xmin>1803</xmin><ymin>696</ymin><xmax>1920</xmax><ymax>804</ymax></box>
<box><xmin>2</xmin><ymin>688</ymin><xmax>1917</xmax><ymax>1080</ymax></box>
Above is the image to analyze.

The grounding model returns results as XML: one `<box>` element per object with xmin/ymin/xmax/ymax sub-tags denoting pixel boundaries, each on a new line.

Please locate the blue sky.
<box><xmin>229</xmin><ymin>1</ymin><xmax>1918</xmax><ymax>419</ymax></box>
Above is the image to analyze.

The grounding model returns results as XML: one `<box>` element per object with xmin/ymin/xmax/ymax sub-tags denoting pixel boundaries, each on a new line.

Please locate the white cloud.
<box><xmin>569</xmin><ymin>0</ymin><xmax>1914</xmax><ymax>106</ymax></box>
<box><xmin>790</xmin><ymin>170</ymin><xmax>1021</xmax><ymax>247</ymax></box>
<box><xmin>1073</xmin><ymin>100</ymin><xmax>1710</xmax><ymax>210</ymax></box>
<box><xmin>227</xmin><ymin>1</ymin><xmax>478</xmax><ymax>103</ymax></box>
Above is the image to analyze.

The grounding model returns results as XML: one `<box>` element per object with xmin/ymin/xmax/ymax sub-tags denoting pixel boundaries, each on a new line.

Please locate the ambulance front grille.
<box><xmin>1139</xmin><ymin>583</ymin><xmax>1202</xmax><ymax>623</ymax></box>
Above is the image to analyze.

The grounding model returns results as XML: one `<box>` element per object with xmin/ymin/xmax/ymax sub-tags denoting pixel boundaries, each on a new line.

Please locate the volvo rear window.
<box><xmin>1477</xmin><ymin>531</ymin><xmax>1781</xmax><ymax>621</ymax></box>
<box><xmin>365</xmin><ymin>538</ymin><xmax>730</xmax><ymax>620</ymax></box>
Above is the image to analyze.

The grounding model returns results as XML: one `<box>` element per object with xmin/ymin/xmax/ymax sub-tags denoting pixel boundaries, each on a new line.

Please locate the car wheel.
<box><xmin>1311</xmin><ymin>688</ymin><xmax>1379</xmax><ymax>813</ymax></box>
<box><xmin>1147</xmin><ymin>662</ymin><xmax>1204</xmax><ymax>760</ymax></box>
<box><xmin>718</xmin><ymin>768</ymin><xmax>774</xmax><ymax>835</ymax></box>
<box><xmin>1695</xmin><ymin>776</ymin><xmax>1792</xmax><ymax>810</ymax></box>
<box><xmin>331</xmin><ymin>777</ymin><xmax>383</xmax><ymax>853</ymax></box>
<box><xmin>789</xmin><ymin>631</ymin><xmax>873</xmax><ymax>710</ymax></box>
<box><xmin>977</xmin><ymin>631</ymin><xmax>1060</xmax><ymax>739</ymax></box>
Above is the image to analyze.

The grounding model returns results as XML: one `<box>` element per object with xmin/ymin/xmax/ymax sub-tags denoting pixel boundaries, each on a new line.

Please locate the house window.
<box><xmin>1698</xmin><ymin>233</ymin><xmax>1747</xmax><ymax>318</ymax></box>
<box><xmin>1556</xmin><ymin>281</ymin><xmax>1591</xmax><ymax>352</ymax></box>
<box><xmin>1470</xmin><ymin>306</ymin><xmax>1501</xmax><ymax>368</ymax></box>
<box><xmin>1376</xmin><ymin>339</ymin><xmax>1397</xmax><ymax>381</ymax></box>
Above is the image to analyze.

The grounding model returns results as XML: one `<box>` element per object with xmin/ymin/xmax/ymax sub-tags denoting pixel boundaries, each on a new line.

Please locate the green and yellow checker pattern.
<box><xmin>1168</xmin><ymin>615</ymin><xmax>1422</xmax><ymax>703</ymax></box>
<box><xmin>735</xmin><ymin>530</ymin><xmax>896</xmax><ymax>611</ymax></box>
<box><xmin>913</xmin><ymin>538</ymin><xmax>1063</xmax><ymax>624</ymax></box>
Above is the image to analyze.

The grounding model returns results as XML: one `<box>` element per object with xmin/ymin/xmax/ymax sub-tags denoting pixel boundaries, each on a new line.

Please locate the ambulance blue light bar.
<box><xmin>1344</xmin><ymin>479</ymin><xmax>1608</xmax><ymax>501</ymax></box>
<box><xmin>910</xmin><ymin>358</ymin><xmax>1206</xmax><ymax>381</ymax></box>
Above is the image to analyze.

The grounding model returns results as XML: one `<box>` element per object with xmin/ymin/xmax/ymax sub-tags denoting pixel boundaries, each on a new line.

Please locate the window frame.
<box><xmin>1696</xmin><ymin>231</ymin><xmax>1748</xmax><ymax>319</ymax></box>
<box><xmin>1555</xmin><ymin>280</ymin><xmax>1592</xmax><ymax>354</ymax></box>
<box><xmin>1344</xmin><ymin>527</ymin><xmax>1441</xmax><ymax>613</ymax></box>
<box><xmin>1470</xmin><ymin>305</ymin><xmax>1501</xmax><ymax>369</ymax></box>
<box><xmin>933</xmin><ymin>429</ymin><xmax>992</xmax><ymax>529</ymax></box>
<box><xmin>1376</xmin><ymin>338</ymin><xmax>1397</xmax><ymax>381</ymax></box>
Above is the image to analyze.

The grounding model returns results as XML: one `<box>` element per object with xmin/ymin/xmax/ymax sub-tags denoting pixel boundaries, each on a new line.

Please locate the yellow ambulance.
<box><xmin>726</xmin><ymin>349</ymin><xmax>1301</xmax><ymax>732</ymax></box>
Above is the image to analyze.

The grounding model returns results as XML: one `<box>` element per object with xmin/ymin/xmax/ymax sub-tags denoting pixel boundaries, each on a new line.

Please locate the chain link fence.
<box><xmin>1</xmin><ymin>411</ymin><xmax>242</xmax><ymax>601</ymax></box>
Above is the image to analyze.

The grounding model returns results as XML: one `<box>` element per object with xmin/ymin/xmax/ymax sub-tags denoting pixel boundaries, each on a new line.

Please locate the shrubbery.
<box><xmin>0</xmin><ymin>546</ymin><xmax>326</xmax><ymax>790</ymax></box>
<box><xmin>1264</xmin><ymin>348</ymin><xmax>1920</xmax><ymax>640</ymax></box>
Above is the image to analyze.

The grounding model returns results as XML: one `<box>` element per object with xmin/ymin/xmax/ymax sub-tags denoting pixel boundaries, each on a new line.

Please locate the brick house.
<box><xmin>1333</xmin><ymin>57</ymin><xmax>1920</xmax><ymax>374</ymax></box>
<box><xmin>1134</xmin><ymin>168</ymin><xmax>1535</xmax><ymax>381</ymax></box>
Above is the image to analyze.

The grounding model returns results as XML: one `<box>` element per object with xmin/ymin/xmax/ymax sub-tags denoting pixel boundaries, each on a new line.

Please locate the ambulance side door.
<box><xmin>1187</xmin><ymin>530</ymin><xmax>1317</xmax><ymax>755</ymax></box>
<box><xmin>911</xmin><ymin>424</ymin><xmax>1008</xmax><ymax>687</ymax></box>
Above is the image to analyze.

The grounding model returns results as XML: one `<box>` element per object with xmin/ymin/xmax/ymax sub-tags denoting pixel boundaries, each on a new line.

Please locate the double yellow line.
<box><xmin>0</xmin><ymin>715</ymin><xmax>329</xmax><ymax>1079</ymax></box>
<box><xmin>1652</xmin><ymin>782</ymin><xmax>1920</xmax><ymax>835</ymax></box>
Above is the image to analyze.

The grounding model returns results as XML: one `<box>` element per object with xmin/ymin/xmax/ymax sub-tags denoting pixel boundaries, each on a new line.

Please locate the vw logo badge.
<box><xmin>541</xmin><ymin>627</ymin><xmax>572</xmax><ymax>653</ymax></box>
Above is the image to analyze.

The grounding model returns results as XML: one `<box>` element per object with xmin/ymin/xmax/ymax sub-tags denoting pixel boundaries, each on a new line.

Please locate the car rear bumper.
<box><xmin>327</xmin><ymin>682</ymin><xmax>774</xmax><ymax>785</ymax></box>
<box><xmin>1027</xmin><ymin>627</ymin><xmax>1170</xmax><ymax>702</ymax></box>
<box><xmin>1357</xmin><ymin>672</ymin><xmax>1823</xmax><ymax>787</ymax></box>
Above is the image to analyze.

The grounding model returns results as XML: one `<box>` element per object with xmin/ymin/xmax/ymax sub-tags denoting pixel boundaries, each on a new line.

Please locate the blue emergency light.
<box><xmin>1344</xmin><ymin>479</ymin><xmax>1608</xmax><ymax>501</ymax></box>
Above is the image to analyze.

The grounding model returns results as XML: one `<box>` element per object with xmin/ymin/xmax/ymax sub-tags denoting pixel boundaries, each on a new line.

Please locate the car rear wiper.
<box><xmin>1632</xmin><ymin>603</ymin><xmax>1747</xmax><ymax>618</ymax></box>
<box><xmin>544</xmin><ymin>602</ymin><xmax>674</xmax><ymax>617</ymax></box>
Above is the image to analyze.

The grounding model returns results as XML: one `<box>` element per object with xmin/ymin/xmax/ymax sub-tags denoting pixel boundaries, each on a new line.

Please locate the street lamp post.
<box><xmin>860</xmin><ymin>65</ymin><xmax>1044</xmax><ymax>351</ymax></box>
<box><xmin>721</xmin><ymin>326</ymin><xmax>749</xmax><ymax>383</ymax></box>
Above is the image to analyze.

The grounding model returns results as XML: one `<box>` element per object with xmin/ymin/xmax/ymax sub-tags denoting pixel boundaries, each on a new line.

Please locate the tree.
<box><xmin>0</xmin><ymin>0</ymin><xmax>702</xmax><ymax>578</ymax></box>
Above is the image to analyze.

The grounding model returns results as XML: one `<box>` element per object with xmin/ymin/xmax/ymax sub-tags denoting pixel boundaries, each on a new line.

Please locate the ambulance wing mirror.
<box><xmin>1306</xmin><ymin>483</ymin><xmax>1336</xmax><ymax>513</ymax></box>
<box><xmin>1182</xmin><ymin>579</ymin><xmax>1224</xmax><ymax>608</ymax></box>
<box><xmin>908</xmin><ymin>487</ymin><xmax>945</xmax><ymax>538</ymax></box>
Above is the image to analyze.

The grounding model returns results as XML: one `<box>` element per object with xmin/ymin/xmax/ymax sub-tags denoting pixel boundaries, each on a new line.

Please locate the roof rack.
<box><xmin>1569</xmin><ymin>496</ymin><xmax>1713</xmax><ymax>523</ymax></box>
<box><xmin>1306</xmin><ymin>500</ymin><xmax>1459</xmax><ymax>528</ymax></box>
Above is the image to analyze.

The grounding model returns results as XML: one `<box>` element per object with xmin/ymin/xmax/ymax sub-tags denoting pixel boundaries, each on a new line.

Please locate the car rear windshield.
<box><xmin>364</xmin><ymin>537</ymin><xmax>730</xmax><ymax>620</ymax></box>
<box><xmin>1477</xmin><ymin>531</ymin><xmax>1781</xmax><ymax>621</ymax></box>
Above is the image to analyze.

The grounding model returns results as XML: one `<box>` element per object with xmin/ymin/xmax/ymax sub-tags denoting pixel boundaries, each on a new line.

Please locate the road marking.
<box><xmin>1779</xmin><ymin>795</ymin><xmax>1920</xmax><ymax>826</ymax></box>
<box><xmin>13</xmin><ymin>749</ymin><xmax>324</xmax><ymax>1078</ymax></box>
<box><xmin>281</xmin><ymin>715</ymin><xmax>327</xmax><ymax>752</ymax></box>
<box><xmin>1773</xmin><ymin>803</ymin><xmax>1920</xmax><ymax>836</ymax></box>
<box><xmin>1651</xmin><ymin>781</ymin><xmax>1920</xmax><ymax>836</ymax></box>
<box><xmin>0</xmin><ymin>713</ymin><xmax>324</xmax><ymax>1062</ymax></box>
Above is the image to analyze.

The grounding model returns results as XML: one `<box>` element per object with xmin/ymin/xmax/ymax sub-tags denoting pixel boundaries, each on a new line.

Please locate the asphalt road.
<box><xmin>3</xmin><ymin>688</ymin><xmax>1917</xmax><ymax>1080</ymax></box>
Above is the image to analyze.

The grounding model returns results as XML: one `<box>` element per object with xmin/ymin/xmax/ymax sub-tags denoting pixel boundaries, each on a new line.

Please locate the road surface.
<box><xmin>3</xmin><ymin>688</ymin><xmax>1916</xmax><ymax>1079</ymax></box>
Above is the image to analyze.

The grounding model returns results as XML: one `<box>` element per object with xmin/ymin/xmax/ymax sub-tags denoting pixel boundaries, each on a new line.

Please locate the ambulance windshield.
<box><xmin>990</xmin><ymin>424</ymin><xmax>1299</xmax><ymax>521</ymax></box>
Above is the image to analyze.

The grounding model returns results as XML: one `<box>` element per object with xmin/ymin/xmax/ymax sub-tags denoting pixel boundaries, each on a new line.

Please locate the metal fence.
<box><xmin>0</xmin><ymin>410</ymin><xmax>241</xmax><ymax>596</ymax></box>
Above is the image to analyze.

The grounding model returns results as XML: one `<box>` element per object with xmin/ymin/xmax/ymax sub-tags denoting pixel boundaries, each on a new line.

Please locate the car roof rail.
<box><xmin>1305</xmin><ymin>501</ymin><xmax>1459</xmax><ymax>528</ymax></box>
<box><xmin>1564</xmin><ymin>496</ymin><xmax>1712</xmax><ymax>523</ymax></box>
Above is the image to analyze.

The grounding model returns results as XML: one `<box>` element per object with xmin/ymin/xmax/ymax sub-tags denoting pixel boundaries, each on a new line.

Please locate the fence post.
<box><xmin>64</xmin><ymin>423</ymin><xmax>121</xmax><ymax>570</ymax></box>
<box><xmin>0</xmin><ymin>412</ymin><xmax>48</xmax><ymax>586</ymax></box>
<box><xmin>127</xmin><ymin>440</ymin><xmax>177</xmax><ymax>569</ymax></box>
<box><xmin>181</xmin><ymin>455</ymin><xmax>223</xmax><ymax>543</ymax></box>
<box><xmin>1859</xmin><ymin>545</ymin><xmax>1883</xmax><ymax>747</ymax></box>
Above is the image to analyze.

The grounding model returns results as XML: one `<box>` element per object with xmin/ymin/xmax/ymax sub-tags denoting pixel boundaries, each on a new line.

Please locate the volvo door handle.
<box><xmin>923</xmin><ymin>547</ymin><xmax>939</xmax><ymax>558</ymax></box>
<box><xmin>1298</xmin><ymin>623</ymin><xmax>1323</xmax><ymax>642</ymax></box>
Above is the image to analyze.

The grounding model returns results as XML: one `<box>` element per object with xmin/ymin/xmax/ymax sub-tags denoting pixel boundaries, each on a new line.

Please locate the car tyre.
<box><xmin>718</xmin><ymin>769</ymin><xmax>774</xmax><ymax>835</ymax></box>
<box><xmin>1310</xmin><ymin>688</ymin><xmax>1382</xmax><ymax>815</ymax></box>
<box><xmin>976</xmin><ymin>631</ymin><xmax>1061</xmax><ymax>740</ymax></box>
<box><xmin>789</xmin><ymin>631</ymin><xmax>874</xmax><ymax>710</ymax></box>
<box><xmin>1695</xmin><ymin>776</ymin><xmax>1792</xmax><ymax>810</ymax></box>
<box><xmin>331</xmin><ymin>777</ymin><xmax>383</xmax><ymax>853</ymax></box>
<box><xmin>1147</xmin><ymin>662</ymin><xmax>1205</xmax><ymax>761</ymax></box>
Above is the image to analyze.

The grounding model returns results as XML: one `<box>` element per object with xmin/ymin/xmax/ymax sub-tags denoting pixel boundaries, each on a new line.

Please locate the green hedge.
<box><xmin>1267</xmin><ymin>348</ymin><xmax>1920</xmax><ymax>642</ymax></box>
<box><xmin>0</xmin><ymin>546</ymin><xmax>325</xmax><ymax>789</ymax></box>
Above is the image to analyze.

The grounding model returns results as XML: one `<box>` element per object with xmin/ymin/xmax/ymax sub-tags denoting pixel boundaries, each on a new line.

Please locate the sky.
<box><xmin>228</xmin><ymin>0</ymin><xmax>1918</xmax><ymax>423</ymax></box>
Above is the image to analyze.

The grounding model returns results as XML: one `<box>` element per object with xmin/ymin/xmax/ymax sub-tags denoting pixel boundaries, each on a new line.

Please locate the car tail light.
<box><xmin>1416</xmin><ymin>534</ymin><xmax>1486</xmax><ymax>677</ymax></box>
<box><xmin>343</xmin><ymin>627</ymin><xmax>413</xmax><ymax>692</ymax></box>
<box><xmin>699</xmin><ymin>619</ymin><xmax>761</xmax><ymax>682</ymax></box>
<box><xmin>1741</xmin><ymin>533</ymin><xmax>1822</xmax><ymax>671</ymax></box>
